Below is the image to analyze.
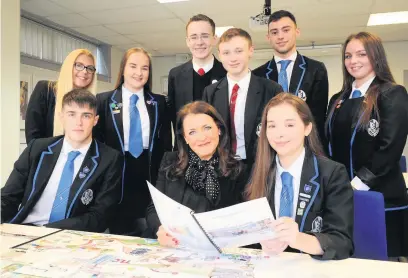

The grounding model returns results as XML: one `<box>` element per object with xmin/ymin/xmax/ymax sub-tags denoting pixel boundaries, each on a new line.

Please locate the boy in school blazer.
<box><xmin>1</xmin><ymin>89</ymin><xmax>122</xmax><ymax>233</ymax></box>
<box><xmin>203</xmin><ymin>28</ymin><xmax>282</xmax><ymax>166</ymax></box>
<box><xmin>253</xmin><ymin>10</ymin><xmax>328</xmax><ymax>139</ymax></box>
<box><xmin>168</xmin><ymin>14</ymin><xmax>226</xmax><ymax>136</ymax></box>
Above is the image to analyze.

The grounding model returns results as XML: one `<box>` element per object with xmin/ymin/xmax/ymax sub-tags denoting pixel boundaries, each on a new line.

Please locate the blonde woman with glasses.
<box><xmin>25</xmin><ymin>49</ymin><xmax>97</xmax><ymax>143</ymax></box>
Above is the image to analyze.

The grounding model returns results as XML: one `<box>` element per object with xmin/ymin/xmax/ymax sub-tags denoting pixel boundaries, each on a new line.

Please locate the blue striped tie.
<box><xmin>49</xmin><ymin>151</ymin><xmax>81</xmax><ymax>223</ymax></box>
<box><xmin>279</xmin><ymin>171</ymin><xmax>294</xmax><ymax>218</ymax></box>
<box><xmin>351</xmin><ymin>89</ymin><xmax>362</xmax><ymax>99</ymax></box>
<box><xmin>129</xmin><ymin>94</ymin><xmax>143</xmax><ymax>158</ymax></box>
<box><xmin>278</xmin><ymin>60</ymin><xmax>291</xmax><ymax>92</ymax></box>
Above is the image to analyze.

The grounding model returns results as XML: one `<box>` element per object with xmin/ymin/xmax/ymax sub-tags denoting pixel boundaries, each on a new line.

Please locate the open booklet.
<box><xmin>147</xmin><ymin>182</ymin><xmax>276</xmax><ymax>253</ymax></box>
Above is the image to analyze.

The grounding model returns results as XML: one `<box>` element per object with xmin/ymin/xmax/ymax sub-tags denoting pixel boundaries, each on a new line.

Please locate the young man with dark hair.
<box><xmin>203</xmin><ymin>28</ymin><xmax>282</xmax><ymax>167</ymax></box>
<box><xmin>167</xmin><ymin>14</ymin><xmax>226</xmax><ymax>140</ymax></box>
<box><xmin>1</xmin><ymin>89</ymin><xmax>123</xmax><ymax>232</ymax></box>
<box><xmin>253</xmin><ymin>10</ymin><xmax>329</xmax><ymax>139</ymax></box>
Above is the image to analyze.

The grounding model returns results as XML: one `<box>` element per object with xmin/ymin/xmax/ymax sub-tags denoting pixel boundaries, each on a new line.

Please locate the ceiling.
<box><xmin>21</xmin><ymin>0</ymin><xmax>408</xmax><ymax>56</ymax></box>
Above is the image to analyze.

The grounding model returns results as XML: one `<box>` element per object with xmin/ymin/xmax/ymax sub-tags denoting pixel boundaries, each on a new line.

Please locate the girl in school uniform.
<box><xmin>94</xmin><ymin>47</ymin><xmax>172</xmax><ymax>236</ymax></box>
<box><xmin>25</xmin><ymin>49</ymin><xmax>97</xmax><ymax>143</ymax></box>
<box><xmin>326</xmin><ymin>32</ymin><xmax>408</xmax><ymax>257</ymax></box>
<box><xmin>246</xmin><ymin>93</ymin><xmax>354</xmax><ymax>260</ymax></box>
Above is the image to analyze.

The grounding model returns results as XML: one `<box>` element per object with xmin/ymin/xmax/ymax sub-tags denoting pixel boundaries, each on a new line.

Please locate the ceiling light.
<box><xmin>367</xmin><ymin>11</ymin><xmax>408</xmax><ymax>26</ymax></box>
<box><xmin>216</xmin><ymin>26</ymin><xmax>234</xmax><ymax>37</ymax></box>
<box><xmin>157</xmin><ymin>0</ymin><xmax>190</xmax><ymax>3</ymax></box>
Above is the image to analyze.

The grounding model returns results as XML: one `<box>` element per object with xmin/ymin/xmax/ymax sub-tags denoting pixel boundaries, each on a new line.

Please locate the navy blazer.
<box><xmin>253</xmin><ymin>53</ymin><xmax>329</xmax><ymax>139</ymax></box>
<box><xmin>1</xmin><ymin>136</ymin><xmax>123</xmax><ymax>232</ymax></box>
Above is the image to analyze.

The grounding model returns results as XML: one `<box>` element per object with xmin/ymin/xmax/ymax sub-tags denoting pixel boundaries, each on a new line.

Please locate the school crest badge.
<box><xmin>297</xmin><ymin>90</ymin><xmax>307</xmax><ymax>101</ymax></box>
<box><xmin>81</xmin><ymin>189</ymin><xmax>93</xmax><ymax>205</ymax></box>
<box><xmin>256</xmin><ymin>123</ymin><xmax>262</xmax><ymax>137</ymax></box>
<box><xmin>367</xmin><ymin>119</ymin><xmax>379</xmax><ymax>137</ymax></box>
<box><xmin>311</xmin><ymin>216</ymin><xmax>323</xmax><ymax>233</ymax></box>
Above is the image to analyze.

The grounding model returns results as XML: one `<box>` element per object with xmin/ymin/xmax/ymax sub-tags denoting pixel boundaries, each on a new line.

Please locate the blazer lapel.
<box><xmin>144</xmin><ymin>92</ymin><xmax>158</xmax><ymax>151</ymax></box>
<box><xmin>32</xmin><ymin>138</ymin><xmax>64</xmax><ymax>201</ymax></box>
<box><xmin>265</xmin><ymin>58</ymin><xmax>278</xmax><ymax>81</ymax></box>
<box><xmin>289</xmin><ymin>53</ymin><xmax>307</xmax><ymax>95</ymax></box>
<box><xmin>66</xmin><ymin>139</ymin><xmax>100</xmax><ymax>218</ymax></box>
<box><xmin>109</xmin><ymin>89</ymin><xmax>125</xmax><ymax>153</ymax></box>
<box><xmin>268</xmin><ymin>179</ymin><xmax>277</xmax><ymax>219</ymax></box>
<box><xmin>244</xmin><ymin>74</ymin><xmax>262</xmax><ymax>147</ymax></box>
<box><xmin>181</xmin><ymin>61</ymin><xmax>194</xmax><ymax>104</ymax></box>
<box><xmin>214</xmin><ymin>78</ymin><xmax>231</xmax><ymax>127</ymax></box>
<box><xmin>294</xmin><ymin>151</ymin><xmax>321</xmax><ymax>232</ymax></box>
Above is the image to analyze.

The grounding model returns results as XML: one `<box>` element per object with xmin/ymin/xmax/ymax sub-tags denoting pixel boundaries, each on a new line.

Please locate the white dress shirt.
<box><xmin>274</xmin><ymin>148</ymin><xmax>305</xmax><ymax>219</ymax></box>
<box><xmin>122</xmin><ymin>85</ymin><xmax>150</xmax><ymax>150</ymax></box>
<box><xmin>274</xmin><ymin>52</ymin><xmax>298</xmax><ymax>86</ymax></box>
<box><xmin>349</xmin><ymin>76</ymin><xmax>376</xmax><ymax>99</ymax></box>
<box><xmin>22</xmin><ymin>139</ymin><xmax>91</xmax><ymax>225</ymax></box>
<box><xmin>193</xmin><ymin>56</ymin><xmax>215</xmax><ymax>74</ymax></box>
<box><xmin>227</xmin><ymin>71</ymin><xmax>252</xmax><ymax>159</ymax></box>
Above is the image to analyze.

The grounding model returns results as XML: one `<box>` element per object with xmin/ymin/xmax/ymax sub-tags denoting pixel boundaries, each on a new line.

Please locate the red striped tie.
<box><xmin>230</xmin><ymin>83</ymin><xmax>240</xmax><ymax>153</ymax></box>
<box><xmin>197</xmin><ymin>68</ymin><xmax>205</xmax><ymax>76</ymax></box>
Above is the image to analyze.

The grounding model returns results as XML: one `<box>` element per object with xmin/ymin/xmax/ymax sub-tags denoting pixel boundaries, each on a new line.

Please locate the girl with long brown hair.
<box><xmin>247</xmin><ymin>93</ymin><xmax>353</xmax><ymax>260</ymax></box>
<box><xmin>93</xmin><ymin>47</ymin><xmax>172</xmax><ymax>235</ymax></box>
<box><xmin>325</xmin><ymin>32</ymin><xmax>408</xmax><ymax>258</ymax></box>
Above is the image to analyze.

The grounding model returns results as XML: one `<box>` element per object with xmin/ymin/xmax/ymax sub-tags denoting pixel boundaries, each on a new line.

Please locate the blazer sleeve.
<box><xmin>167</xmin><ymin>70</ymin><xmax>177</xmax><ymax>138</ymax></box>
<box><xmin>310</xmin><ymin>63</ymin><xmax>329</xmax><ymax>141</ymax></box>
<box><xmin>93</xmin><ymin>93</ymin><xmax>105</xmax><ymax>143</ymax></box>
<box><xmin>146</xmin><ymin>152</ymin><xmax>172</xmax><ymax>236</ymax></box>
<box><xmin>1</xmin><ymin>140</ymin><xmax>34</xmax><ymax>222</ymax></box>
<box><xmin>159</xmin><ymin>96</ymin><xmax>173</xmax><ymax>152</ymax></box>
<box><xmin>46</xmin><ymin>151</ymin><xmax>123</xmax><ymax>232</ymax></box>
<box><xmin>356</xmin><ymin>85</ymin><xmax>408</xmax><ymax>189</ymax></box>
<box><xmin>25</xmin><ymin>81</ymin><xmax>50</xmax><ymax>144</ymax></box>
<box><xmin>309</xmin><ymin>163</ymin><xmax>354</xmax><ymax>260</ymax></box>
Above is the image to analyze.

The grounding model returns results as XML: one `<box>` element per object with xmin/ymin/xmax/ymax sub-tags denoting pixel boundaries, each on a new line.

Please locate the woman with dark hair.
<box><xmin>325</xmin><ymin>32</ymin><xmax>408</xmax><ymax>258</ymax></box>
<box><xmin>247</xmin><ymin>93</ymin><xmax>353</xmax><ymax>260</ymax></box>
<box><xmin>146</xmin><ymin>101</ymin><xmax>248</xmax><ymax>247</ymax></box>
<box><xmin>94</xmin><ymin>47</ymin><xmax>172</xmax><ymax>235</ymax></box>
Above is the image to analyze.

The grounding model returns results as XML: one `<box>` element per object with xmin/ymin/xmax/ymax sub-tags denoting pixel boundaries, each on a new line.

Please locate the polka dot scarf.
<box><xmin>185</xmin><ymin>149</ymin><xmax>220</xmax><ymax>203</ymax></box>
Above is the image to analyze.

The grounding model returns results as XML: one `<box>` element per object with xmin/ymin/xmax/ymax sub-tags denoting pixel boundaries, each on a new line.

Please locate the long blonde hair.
<box><xmin>52</xmin><ymin>49</ymin><xmax>97</xmax><ymax>136</ymax></box>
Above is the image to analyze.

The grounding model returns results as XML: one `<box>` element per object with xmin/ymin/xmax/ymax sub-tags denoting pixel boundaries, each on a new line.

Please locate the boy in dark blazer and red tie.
<box><xmin>1</xmin><ymin>89</ymin><xmax>122</xmax><ymax>232</ymax></box>
<box><xmin>168</xmin><ymin>14</ymin><xmax>226</xmax><ymax>139</ymax></box>
<box><xmin>203</xmin><ymin>28</ymin><xmax>282</xmax><ymax>168</ymax></box>
<box><xmin>253</xmin><ymin>10</ymin><xmax>329</xmax><ymax>140</ymax></box>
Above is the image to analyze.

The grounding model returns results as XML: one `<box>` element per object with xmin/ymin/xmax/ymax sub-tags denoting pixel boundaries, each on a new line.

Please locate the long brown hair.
<box><xmin>114</xmin><ymin>47</ymin><xmax>152</xmax><ymax>92</ymax></box>
<box><xmin>326</xmin><ymin>32</ymin><xmax>395</xmax><ymax>130</ymax></box>
<box><xmin>245</xmin><ymin>93</ymin><xmax>325</xmax><ymax>200</ymax></box>
<box><xmin>166</xmin><ymin>101</ymin><xmax>242</xmax><ymax>180</ymax></box>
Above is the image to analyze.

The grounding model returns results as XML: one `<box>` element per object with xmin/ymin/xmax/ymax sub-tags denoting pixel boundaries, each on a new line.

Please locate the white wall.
<box><xmin>19</xmin><ymin>46</ymin><xmax>124</xmax><ymax>150</ymax></box>
<box><xmin>151</xmin><ymin>41</ymin><xmax>408</xmax><ymax>158</ymax></box>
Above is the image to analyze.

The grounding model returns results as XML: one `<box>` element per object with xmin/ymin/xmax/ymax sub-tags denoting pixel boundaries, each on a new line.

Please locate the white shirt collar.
<box><xmin>352</xmin><ymin>76</ymin><xmax>376</xmax><ymax>97</ymax></box>
<box><xmin>62</xmin><ymin>138</ymin><xmax>91</xmax><ymax>156</ymax></box>
<box><xmin>227</xmin><ymin>71</ymin><xmax>251</xmax><ymax>93</ymax></box>
<box><xmin>275</xmin><ymin>147</ymin><xmax>305</xmax><ymax>182</ymax></box>
<box><xmin>274</xmin><ymin>52</ymin><xmax>298</xmax><ymax>64</ymax></box>
<box><xmin>122</xmin><ymin>85</ymin><xmax>144</xmax><ymax>100</ymax></box>
<box><xmin>193</xmin><ymin>56</ymin><xmax>215</xmax><ymax>74</ymax></box>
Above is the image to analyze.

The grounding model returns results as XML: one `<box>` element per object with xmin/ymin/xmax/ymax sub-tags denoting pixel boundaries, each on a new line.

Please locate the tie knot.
<box><xmin>279</xmin><ymin>60</ymin><xmax>291</xmax><ymax>71</ymax></box>
<box><xmin>232</xmin><ymin>83</ymin><xmax>240</xmax><ymax>93</ymax></box>
<box><xmin>130</xmin><ymin>94</ymin><xmax>139</xmax><ymax>106</ymax></box>
<box><xmin>67</xmin><ymin>151</ymin><xmax>81</xmax><ymax>162</ymax></box>
<box><xmin>351</xmin><ymin>89</ymin><xmax>362</xmax><ymax>99</ymax></box>
<box><xmin>197</xmin><ymin>68</ymin><xmax>205</xmax><ymax>76</ymax></box>
<box><xmin>281</xmin><ymin>171</ymin><xmax>293</xmax><ymax>186</ymax></box>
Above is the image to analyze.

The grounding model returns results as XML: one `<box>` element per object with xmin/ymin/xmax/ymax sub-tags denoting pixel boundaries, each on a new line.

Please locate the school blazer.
<box><xmin>268</xmin><ymin>150</ymin><xmax>354</xmax><ymax>260</ymax></box>
<box><xmin>25</xmin><ymin>80</ymin><xmax>56</xmax><ymax>144</ymax></box>
<box><xmin>146</xmin><ymin>151</ymin><xmax>248</xmax><ymax>236</ymax></box>
<box><xmin>202</xmin><ymin>74</ymin><xmax>282</xmax><ymax>164</ymax></box>
<box><xmin>167</xmin><ymin>57</ymin><xmax>227</xmax><ymax>130</ymax></box>
<box><xmin>253</xmin><ymin>53</ymin><xmax>329</xmax><ymax>139</ymax></box>
<box><xmin>1</xmin><ymin>136</ymin><xmax>123</xmax><ymax>232</ymax></box>
<box><xmin>326</xmin><ymin>81</ymin><xmax>408</xmax><ymax>207</ymax></box>
<box><xmin>93</xmin><ymin>88</ymin><xmax>172</xmax><ymax>185</ymax></box>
